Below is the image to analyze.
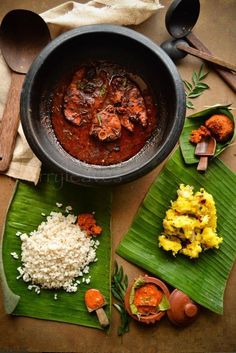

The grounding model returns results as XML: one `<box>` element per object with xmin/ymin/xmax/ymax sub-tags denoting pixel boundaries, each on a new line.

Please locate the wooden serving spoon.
<box><xmin>0</xmin><ymin>9</ymin><xmax>50</xmax><ymax>172</ymax></box>
<box><xmin>195</xmin><ymin>136</ymin><xmax>216</xmax><ymax>172</ymax></box>
<box><xmin>85</xmin><ymin>288</ymin><xmax>109</xmax><ymax>328</ymax></box>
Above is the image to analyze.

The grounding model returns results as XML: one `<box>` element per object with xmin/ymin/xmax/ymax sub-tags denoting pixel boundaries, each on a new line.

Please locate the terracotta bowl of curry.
<box><xmin>124</xmin><ymin>275</ymin><xmax>170</xmax><ymax>324</ymax></box>
<box><xmin>20</xmin><ymin>25</ymin><xmax>185</xmax><ymax>186</ymax></box>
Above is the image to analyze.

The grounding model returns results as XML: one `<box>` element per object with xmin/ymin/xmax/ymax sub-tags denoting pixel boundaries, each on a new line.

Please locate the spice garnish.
<box><xmin>122</xmin><ymin>77</ymin><xmax>127</xmax><ymax>87</ymax></box>
<box><xmin>189</xmin><ymin>114</ymin><xmax>234</xmax><ymax>144</ymax></box>
<box><xmin>77</xmin><ymin>213</ymin><xmax>102</xmax><ymax>236</ymax></box>
<box><xmin>99</xmin><ymin>84</ymin><xmax>107</xmax><ymax>96</ymax></box>
<box><xmin>97</xmin><ymin>114</ymin><xmax>102</xmax><ymax>125</ymax></box>
<box><xmin>77</xmin><ymin>81</ymin><xmax>86</xmax><ymax>90</ymax></box>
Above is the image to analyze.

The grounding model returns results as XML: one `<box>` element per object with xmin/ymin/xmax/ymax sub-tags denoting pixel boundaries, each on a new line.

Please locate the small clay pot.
<box><xmin>167</xmin><ymin>289</ymin><xmax>198</xmax><ymax>327</ymax></box>
<box><xmin>124</xmin><ymin>275</ymin><xmax>170</xmax><ymax>324</ymax></box>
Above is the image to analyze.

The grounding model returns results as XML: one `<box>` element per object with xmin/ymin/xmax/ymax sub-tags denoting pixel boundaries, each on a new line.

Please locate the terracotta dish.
<box><xmin>167</xmin><ymin>289</ymin><xmax>198</xmax><ymax>326</ymax></box>
<box><xmin>124</xmin><ymin>275</ymin><xmax>170</xmax><ymax>324</ymax></box>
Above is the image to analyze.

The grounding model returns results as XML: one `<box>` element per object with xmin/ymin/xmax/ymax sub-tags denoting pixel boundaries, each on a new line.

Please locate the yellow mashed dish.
<box><xmin>158</xmin><ymin>184</ymin><xmax>223</xmax><ymax>259</ymax></box>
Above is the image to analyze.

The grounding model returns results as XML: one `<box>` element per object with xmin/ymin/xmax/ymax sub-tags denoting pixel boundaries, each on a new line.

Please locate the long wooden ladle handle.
<box><xmin>176</xmin><ymin>43</ymin><xmax>236</xmax><ymax>72</ymax></box>
<box><xmin>186</xmin><ymin>32</ymin><xmax>236</xmax><ymax>92</ymax></box>
<box><xmin>0</xmin><ymin>72</ymin><xmax>25</xmax><ymax>172</ymax></box>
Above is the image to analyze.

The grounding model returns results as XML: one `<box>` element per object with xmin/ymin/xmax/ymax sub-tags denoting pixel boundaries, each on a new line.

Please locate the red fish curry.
<box><xmin>51</xmin><ymin>61</ymin><xmax>158</xmax><ymax>165</ymax></box>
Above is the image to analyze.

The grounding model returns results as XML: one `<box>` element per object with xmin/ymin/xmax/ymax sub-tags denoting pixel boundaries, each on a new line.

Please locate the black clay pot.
<box><xmin>20</xmin><ymin>25</ymin><xmax>186</xmax><ymax>186</ymax></box>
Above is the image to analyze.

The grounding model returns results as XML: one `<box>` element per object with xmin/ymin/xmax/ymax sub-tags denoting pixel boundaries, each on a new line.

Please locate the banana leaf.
<box><xmin>179</xmin><ymin>104</ymin><xmax>235</xmax><ymax>164</ymax></box>
<box><xmin>117</xmin><ymin>148</ymin><xmax>236</xmax><ymax>314</ymax></box>
<box><xmin>0</xmin><ymin>173</ymin><xmax>112</xmax><ymax>329</ymax></box>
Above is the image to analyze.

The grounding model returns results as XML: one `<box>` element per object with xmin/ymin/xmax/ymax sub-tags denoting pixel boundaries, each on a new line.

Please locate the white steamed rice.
<box><xmin>18</xmin><ymin>211</ymin><xmax>98</xmax><ymax>292</ymax></box>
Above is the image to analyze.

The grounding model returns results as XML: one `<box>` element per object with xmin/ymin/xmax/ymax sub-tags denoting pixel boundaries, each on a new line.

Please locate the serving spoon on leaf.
<box><xmin>85</xmin><ymin>288</ymin><xmax>109</xmax><ymax>328</ymax></box>
<box><xmin>195</xmin><ymin>136</ymin><xmax>216</xmax><ymax>172</ymax></box>
<box><xmin>0</xmin><ymin>9</ymin><xmax>50</xmax><ymax>172</ymax></box>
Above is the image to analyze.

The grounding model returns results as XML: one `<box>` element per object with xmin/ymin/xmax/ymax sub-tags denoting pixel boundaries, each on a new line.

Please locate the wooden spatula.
<box><xmin>195</xmin><ymin>136</ymin><xmax>216</xmax><ymax>172</ymax></box>
<box><xmin>85</xmin><ymin>288</ymin><xmax>109</xmax><ymax>328</ymax></box>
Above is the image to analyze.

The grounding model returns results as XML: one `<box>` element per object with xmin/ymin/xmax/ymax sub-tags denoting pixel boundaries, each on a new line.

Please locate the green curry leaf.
<box><xmin>183</xmin><ymin>64</ymin><xmax>209</xmax><ymax>109</ymax></box>
<box><xmin>111</xmin><ymin>261</ymin><xmax>130</xmax><ymax>336</ymax></box>
<box><xmin>158</xmin><ymin>295</ymin><xmax>170</xmax><ymax>311</ymax></box>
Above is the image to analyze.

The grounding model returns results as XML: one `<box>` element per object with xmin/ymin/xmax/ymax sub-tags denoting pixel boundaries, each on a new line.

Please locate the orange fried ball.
<box><xmin>189</xmin><ymin>125</ymin><xmax>211</xmax><ymax>144</ymax></box>
<box><xmin>205</xmin><ymin>114</ymin><xmax>234</xmax><ymax>143</ymax></box>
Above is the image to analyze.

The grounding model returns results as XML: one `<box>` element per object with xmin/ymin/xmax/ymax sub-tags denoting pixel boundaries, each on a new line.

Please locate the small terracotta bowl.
<box><xmin>124</xmin><ymin>274</ymin><xmax>170</xmax><ymax>324</ymax></box>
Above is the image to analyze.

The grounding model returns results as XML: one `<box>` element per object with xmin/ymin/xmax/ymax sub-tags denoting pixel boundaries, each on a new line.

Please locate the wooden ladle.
<box><xmin>161</xmin><ymin>0</ymin><xmax>236</xmax><ymax>92</ymax></box>
<box><xmin>0</xmin><ymin>9</ymin><xmax>50</xmax><ymax>172</ymax></box>
<box><xmin>161</xmin><ymin>39</ymin><xmax>236</xmax><ymax>72</ymax></box>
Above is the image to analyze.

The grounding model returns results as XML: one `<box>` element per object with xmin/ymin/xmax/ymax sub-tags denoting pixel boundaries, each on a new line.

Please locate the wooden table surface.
<box><xmin>0</xmin><ymin>1</ymin><xmax>235</xmax><ymax>352</ymax></box>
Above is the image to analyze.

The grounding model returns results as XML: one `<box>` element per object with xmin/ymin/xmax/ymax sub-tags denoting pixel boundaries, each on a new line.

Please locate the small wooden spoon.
<box><xmin>85</xmin><ymin>288</ymin><xmax>109</xmax><ymax>328</ymax></box>
<box><xmin>0</xmin><ymin>9</ymin><xmax>50</xmax><ymax>172</ymax></box>
<box><xmin>195</xmin><ymin>136</ymin><xmax>216</xmax><ymax>172</ymax></box>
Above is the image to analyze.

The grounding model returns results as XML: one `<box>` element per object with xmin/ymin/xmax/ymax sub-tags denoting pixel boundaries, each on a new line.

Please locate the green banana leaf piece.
<box><xmin>179</xmin><ymin>104</ymin><xmax>235</xmax><ymax>164</ymax></box>
<box><xmin>0</xmin><ymin>173</ymin><xmax>112</xmax><ymax>329</ymax></box>
<box><xmin>117</xmin><ymin>148</ymin><xmax>236</xmax><ymax>314</ymax></box>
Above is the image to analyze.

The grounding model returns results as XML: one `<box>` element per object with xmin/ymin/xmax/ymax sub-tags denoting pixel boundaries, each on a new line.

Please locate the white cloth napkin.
<box><xmin>0</xmin><ymin>0</ymin><xmax>163</xmax><ymax>184</ymax></box>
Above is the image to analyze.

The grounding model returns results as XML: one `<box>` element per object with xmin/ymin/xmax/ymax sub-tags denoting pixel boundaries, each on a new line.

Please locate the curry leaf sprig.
<box><xmin>183</xmin><ymin>64</ymin><xmax>209</xmax><ymax>109</ymax></box>
<box><xmin>112</xmin><ymin>261</ymin><xmax>130</xmax><ymax>336</ymax></box>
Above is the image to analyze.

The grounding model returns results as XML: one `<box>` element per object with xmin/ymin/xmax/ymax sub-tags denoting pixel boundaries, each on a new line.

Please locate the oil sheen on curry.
<box><xmin>51</xmin><ymin>61</ymin><xmax>158</xmax><ymax>165</ymax></box>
